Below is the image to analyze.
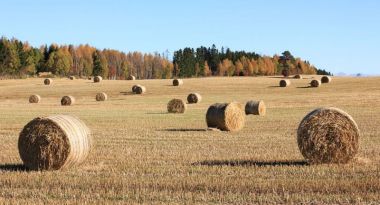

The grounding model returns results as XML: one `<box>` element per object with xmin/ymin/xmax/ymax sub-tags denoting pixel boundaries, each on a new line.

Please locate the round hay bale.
<box><xmin>135</xmin><ymin>85</ymin><xmax>146</xmax><ymax>94</ymax></box>
<box><xmin>18</xmin><ymin>115</ymin><xmax>92</xmax><ymax>171</ymax></box>
<box><xmin>245</xmin><ymin>100</ymin><xmax>266</xmax><ymax>116</ymax></box>
<box><xmin>173</xmin><ymin>79</ymin><xmax>183</xmax><ymax>86</ymax></box>
<box><xmin>167</xmin><ymin>99</ymin><xmax>187</xmax><ymax>113</ymax></box>
<box><xmin>127</xmin><ymin>75</ymin><xmax>136</xmax><ymax>80</ymax></box>
<box><xmin>187</xmin><ymin>93</ymin><xmax>202</xmax><ymax>104</ymax></box>
<box><xmin>294</xmin><ymin>74</ymin><xmax>302</xmax><ymax>79</ymax></box>
<box><xmin>132</xmin><ymin>84</ymin><xmax>141</xmax><ymax>93</ymax></box>
<box><xmin>29</xmin><ymin>94</ymin><xmax>41</xmax><ymax>104</ymax></box>
<box><xmin>93</xmin><ymin>76</ymin><xmax>102</xmax><ymax>83</ymax></box>
<box><xmin>321</xmin><ymin>76</ymin><xmax>331</xmax><ymax>83</ymax></box>
<box><xmin>206</xmin><ymin>102</ymin><xmax>245</xmax><ymax>131</ymax></box>
<box><xmin>297</xmin><ymin>107</ymin><xmax>360</xmax><ymax>164</ymax></box>
<box><xmin>95</xmin><ymin>92</ymin><xmax>107</xmax><ymax>101</ymax></box>
<box><xmin>310</xmin><ymin>79</ymin><xmax>321</xmax><ymax>87</ymax></box>
<box><xmin>279</xmin><ymin>79</ymin><xmax>291</xmax><ymax>87</ymax></box>
<box><xmin>88</xmin><ymin>77</ymin><xmax>92</xmax><ymax>80</ymax></box>
<box><xmin>44</xmin><ymin>78</ymin><xmax>52</xmax><ymax>85</ymax></box>
<box><xmin>69</xmin><ymin>76</ymin><xmax>75</xmax><ymax>80</ymax></box>
<box><xmin>61</xmin><ymin>96</ymin><xmax>75</xmax><ymax>106</ymax></box>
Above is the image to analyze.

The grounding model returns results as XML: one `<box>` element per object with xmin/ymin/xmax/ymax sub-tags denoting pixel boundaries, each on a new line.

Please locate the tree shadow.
<box><xmin>192</xmin><ymin>159</ymin><xmax>309</xmax><ymax>167</ymax></box>
<box><xmin>158</xmin><ymin>128</ymin><xmax>207</xmax><ymax>132</ymax></box>
<box><xmin>0</xmin><ymin>164</ymin><xmax>29</xmax><ymax>172</ymax></box>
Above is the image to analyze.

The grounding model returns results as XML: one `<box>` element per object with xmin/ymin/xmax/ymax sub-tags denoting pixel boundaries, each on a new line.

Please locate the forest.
<box><xmin>0</xmin><ymin>37</ymin><xmax>330</xmax><ymax>79</ymax></box>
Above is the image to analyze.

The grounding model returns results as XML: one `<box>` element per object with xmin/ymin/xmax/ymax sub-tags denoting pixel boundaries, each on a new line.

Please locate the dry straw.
<box><xmin>297</xmin><ymin>107</ymin><xmax>360</xmax><ymax>164</ymax></box>
<box><xmin>18</xmin><ymin>115</ymin><xmax>92</xmax><ymax>171</ymax></box>
<box><xmin>245</xmin><ymin>100</ymin><xmax>266</xmax><ymax>116</ymax></box>
<box><xmin>96</xmin><ymin>92</ymin><xmax>107</xmax><ymax>101</ymax></box>
<box><xmin>61</xmin><ymin>96</ymin><xmax>75</xmax><ymax>106</ymax></box>
<box><xmin>321</xmin><ymin>76</ymin><xmax>331</xmax><ymax>83</ymax></box>
<box><xmin>134</xmin><ymin>85</ymin><xmax>146</xmax><ymax>94</ymax></box>
<box><xmin>206</xmin><ymin>102</ymin><xmax>245</xmax><ymax>131</ymax></box>
<box><xmin>173</xmin><ymin>79</ymin><xmax>183</xmax><ymax>86</ymax></box>
<box><xmin>94</xmin><ymin>76</ymin><xmax>102</xmax><ymax>83</ymax></box>
<box><xmin>29</xmin><ymin>95</ymin><xmax>41</xmax><ymax>103</ymax></box>
<box><xmin>44</xmin><ymin>78</ymin><xmax>52</xmax><ymax>85</ymax></box>
<box><xmin>279</xmin><ymin>79</ymin><xmax>291</xmax><ymax>87</ymax></box>
<box><xmin>310</xmin><ymin>79</ymin><xmax>321</xmax><ymax>87</ymax></box>
<box><xmin>127</xmin><ymin>75</ymin><xmax>136</xmax><ymax>80</ymax></box>
<box><xmin>187</xmin><ymin>93</ymin><xmax>202</xmax><ymax>104</ymax></box>
<box><xmin>69</xmin><ymin>76</ymin><xmax>75</xmax><ymax>80</ymax></box>
<box><xmin>167</xmin><ymin>99</ymin><xmax>187</xmax><ymax>113</ymax></box>
<box><xmin>294</xmin><ymin>74</ymin><xmax>302</xmax><ymax>79</ymax></box>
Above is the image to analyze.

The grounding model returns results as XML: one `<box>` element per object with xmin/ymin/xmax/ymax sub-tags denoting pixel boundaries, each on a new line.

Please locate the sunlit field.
<box><xmin>1</xmin><ymin>76</ymin><xmax>379</xmax><ymax>204</ymax></box>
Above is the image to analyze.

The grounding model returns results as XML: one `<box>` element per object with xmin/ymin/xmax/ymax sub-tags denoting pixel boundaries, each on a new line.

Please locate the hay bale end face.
<box><xmin>61</xmin><ymin>96</ymin><xmax>75</xmax><ymax>106</ymax></box>
<box><xmin>29</xmin><ymin>95</ymin><xmax>41</xmax><ymax>103</ymax></box>
<box><xmin>44</xmin><ymin>78</ymin><xmax>52</xmax><ymax>85</ymax></box>
<box><xmin>279</xmin><ymin>79</ymin><xmax>291</xmax><ymax>87</ymax></box>
<box><xmin>69</xmin><ymin>76</ymin><xmax>75</xmax><ymax>80</ymax></box>
<box><xmin>127</xmin><ymin>75</ymin><xmax>136</xmax><ymax>80</ymax></box>
<box><xmin>245</xmin><ymin>100</ymin><xmax>266</xmax><ymax>116</ymax></box>
<box><xmin>95</xmin><ymin>92</ymin><xmax>108</xmax><ymax>101</ymax></box>
<box><xmin>187</xmin><ymin>93</ymin><xmax>202</xmax><ymax>104</ymax></box>
<box><xmin>310</xmin><ymin>79</ymin><xmax>321</xmax><ymax>87</ymax></box>
<box><xmin>134</xmin><ymin>85</ymin><xmax>146</xmax><ymax>94</ymax></box>
<box><xmin>132</xmin><ymin>84</ymin><xmax>141</xmax><ymax>93</ymax></box>
<box><xmin>18</xmin><ymin>115</ymin><xmax>92</xmax><ymax>171</ymax></box>
<box><xmin>297</xmin><ymin>107</ymin><xmax>360</xmax><ymax>164</ymax></box>
<box><xmin>173</xmin><ymin>79</ymin><xmax>183</xmax><ymax>86</ymax></box>
<box><xmin>167</xmin><ymin>99</ymin><xmax>187</xmax><ymax>113</ymax></box>
<box><xmin>94</xmin><ymin>76</ymin><xmax>102</xmax><ymax>83</ymax></box>
<box><xmin>321</xmin><ymin>76</ymin><xmax>332</xmax><ymax>83</ymax></box>
<box><xmin>88</xmin><ymin>77</ymin><xmax>92</xmax><ymax>80</ymax></box>
<box><xmin>206</xmin><ymin>102</ymin><xmax>245</xmax><ymax>131</ymax></box>
<box><xmin>294</xmin><ymin>74</ymin><xmax>302</xmax><ymax>79</ymax></box>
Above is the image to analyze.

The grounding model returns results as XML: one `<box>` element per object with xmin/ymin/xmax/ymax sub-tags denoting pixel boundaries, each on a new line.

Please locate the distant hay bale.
<box><xmin>321</xmin><ymin>76</ymin><xmax>332</xmax><ymax>83</ymax></box>
<box><xmin>88</xmin><ymin>77</ymin><xmax>92</xmax><ymax>80</ymax></box>
<box><xmin>173</xmin><ymin>79</ymin><xmax>183</xmax><ymax>86</ymax></box>
<box><xmin>61</xmin><ymin>96</ymin><xmax>75</xmax><ymax>106</ymax></box>
<box><xmin>187</xmin><ymin>93</ymin><xmax>202</xmax><ymax>104</ymax></box>
<box><xmin>279</xmin><ymin>79</ymin><xmax>291</xmax><ymax>87</ymax></box>
<box><xmin>69</xmin><ymin>76</ymin><xmax>75</xmax><ymax>80</ymax></box>
<box><xmin>29</xmin><ymin>95</ymin><xmax>41</xmax><ymax>104</ymax></box>
<box><xmin>132</xmin><ymin>84</ymin><xmax>142</xmax><ymax>93</ymax></box>
<box><xmin>206</xmin><ymin>102</ymin><xmax>245</xmax><ymax>131</ymax></box>
<box><xmin>167</xmin><ymin>99</ymin><xmax>187</xmax><ymax>113</ymax></box>
<box><xmin>245</xmin><ymin>100</ymin><xmax>266</xmax><ymax>116</ymax></box>
<box><xmin>134</xmin><ymin>85</ymin><xmax>146</xmax><ymax>94</ymax></box>
<box><xmin>94</xmin><ymin>76</ymin><xmax>102</xmax><ymax>83</ymax></box>
<box><xmin>294</xmin><ymin>74</ymin><xmax>302</xmax><ymax>79</ymax></box>
<box><xmin>310</xmin><ymin>79</ymin><xmax>321</xmax><ymax>87</ymax></box>
<box><xmin>18</xmin><ymin>115</ymin><xmax>92</xmax><ymax>171</ymax></box>
<box><xmin>44</xmin><ymin>78</ymin><xmax>52</xmax><ymax>85</ymax></box>
<box><xmin>127</xmin><ymin>75</ymin><xmax>136</xmax><ymax>80</ymax></box>
<box><xmin>297</xmin><ymin>107</ymin><xmax>360</xmax><ymax>164</ymax></box>
<box><xmin>95</xmin><ymin>92</ymin><xmax>107</xmax><ymax>101</ymax></box>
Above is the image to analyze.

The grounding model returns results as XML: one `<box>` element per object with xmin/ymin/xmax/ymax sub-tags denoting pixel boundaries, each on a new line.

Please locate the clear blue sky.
<box><xmin>1</xmin><ymin>0</ymin><xmax>379</xmax><ymax>75</ymax></box>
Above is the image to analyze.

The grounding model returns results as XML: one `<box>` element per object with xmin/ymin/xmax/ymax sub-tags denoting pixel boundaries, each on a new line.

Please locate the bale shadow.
<box><xmin>158</xmin><ymin>128</ymin><xmax>207</xmax><ymax>132</ymax></box>
<box><xmin>296</xmin><ymin>86</ymin><xmax>313</xmax><ymax>89</ymax></box>
<box><xmin>120</xmin><ymin>91</ymin><xmax>135</xmax><ymax>95</ymax></box>
<box><xmin>146</xmin><ymin>112</ymin><xmax>169</xmax><ymax>115</ymax></box>
<box><xmin>192</xmin><ymin>160</ymin><xmax>309</xmax><ymax>167</ymax></box>
<box><xmin>0</xmin><ymin>164</ymin><xmax>29</xmax><ymax>172</ymax></box>
<box><xmin>267</xmin><ymin>86</ymin><xmax>281</xmax><ymax>88</ymax></box>
<box><xmin>267</xmin><ymin>76</ymin><xmax>287</xmax><ymax>79</ymax></box>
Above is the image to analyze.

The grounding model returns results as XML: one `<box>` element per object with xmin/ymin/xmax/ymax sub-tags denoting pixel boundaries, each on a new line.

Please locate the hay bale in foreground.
<box><xmin>69</xmin><ymin>76</ymin><xmax>75</xmax><ymax>80</ymax></box>
<box><xmin>95</xmin><ymin>92</ymin><xmax>107</xmax><ymax>101</ymax></box>
<box><xmin>206</xmin><ymin>102</ymin><xmax>245</xmax><ymax>131</ymax></box>
<box><xmin>44</xmin><ymin>78</ymin><xmax>52</xmax><ymax>85</ymax></box>
<box><xmin>167</xmin><ymin>99</ymin><xmax>187</xmax><ymax>113</ymax></box>
<box><xmin>245</xmin><ymin>100</ymin><xmax>266</xmax><ymax>116</ymax></box>
<box><xmin>94</xmin><ymin>76</ymin><xmax>102</xmax><ymax>83</ymax></box>
<box><xmin>127</xmin><ymin>75</ymin><xmax>136</xmax><ymax>80</ymax></box>
<box><xmin>187</xmin><ymin>93</ymin><xmax>202</xmax><ymax>104</ymax></box>
<box><xmin>279</xmin><ymin>79</ymin><xmax>291</xmax><ymax>87</ymax></box>
<box><xmin>61</xmin><ymin>96</ymin><xmax>75</xmax><ymax>106</ymax></box>
<box><xmin>134</xmin><ymin>85</ymin><xmax>146</xmax><ymax>94</ymax></box>
<box><xmin>173</xmin><ymin>79</ymin><xmax>183</xmax><ymax>86</ymax></box>
<box><xmin>321</xmin><ymin>76</ymin><xmax>332</xmax><ymax>83</ymax></box>
<box><xmin>310</xmin><ymin>79</ymin><xmax>321</xmax><ymax>87</ymax></box>
<box><xmin>294</xmin><ymin>74</ymin><xmax>302</xmax><ymax>79</ymax></box>
<box><xmin>18</xmin><ymin>115</ymin><xmax>92</xmax><ymax>171</ymax></box>
<box><xmin>29</xmin><ymin>95</ymin><xmax>41</xmax><ymax>104</ymax></box>
<box><xmin>297</xmin><ymin>107</ymin><xmax>360</xmax><ymax>164</ymax></box>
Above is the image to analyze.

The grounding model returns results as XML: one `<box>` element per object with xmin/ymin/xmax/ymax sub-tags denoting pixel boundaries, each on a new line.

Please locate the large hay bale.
<box><xmin>245</xmin><ymin>100</ymin><xmax>266</xmax><ymax>116</ymax></box>
<box><xmin>132</xmin><ymin>84</ymin><xmax>141</xmax><ymax>93</ymax></box>
<box><xmin>321</xmin><ymin>76</ymin><xmax>332</xmax><ymax>83</ymax></box>
<box><xmin>173</xmin><ymin>79</ymin><xmax>183</xmax><ymax>86</ymax></box>
<box><xmin>297</xmin><ymin>107</ymin><xmax>360</xmax><ymax>164</ymax></box>
<box><xmin>279</xmin><ymin>79</ymin><xmax>291</xmax><ymax>87</ymax></box>
<box><xmin>29</xmin><ymin>94</ymin><xmax>41</xmax><ymax>104</ymax></box>
<box><xmin>44</xmin><ymin>78</ymin><xmax>52</xmax><ymax>85</ymax></box>
<box><xmin>167</xmin><ymin>99</ymin><xmax>187</xmax><ymax>113</ymax></box>
<box><xmin>206</xmin><ymin>102</ymin><xmax>245</xmax><ymax>131</ymax></box>
<box><xmin>61</xmin><ymin>96</ymin><xmax>75</xmax><ymax>106</ymax></box>
<box><xmin>95</xmin><ymin>92</ymin><xmax>107</xmax><ymax>101</ymax></box>
<box><xmin>187</xmin><ymin>93</ymin><xmax>202</xmax><ymax>104</ymax></box>
<box><xmin>18</xmin><ymin>115</ymin><xmax>92</xmax><ymax>171</ymax></box>
<box><xmin>127</xmin><ymin>75</ymin><xmax>136</xmax><ymax>80</ymax></box>
<box><xmin>294</xmin><ymin>74</ymin><xmax>302</xmax><ymax>79</ymax></box>
<box><xmin>69</xmin><ymin>76</ymin><xmax>75</xmax><ymax>80</ymax></box>
<box><xmin>135</xmin><ymin>85</ymin><xmax>146</xmax><ymax>94</ymax></box>
<box><xmin>94</xmin><ymin>76</ymin><xmax>102</xmax><ymax>83</ymax></box>
<box><xmin>310</xmin><ymin>79</ymin><xmax>321</xmax><ymax>87</ymax></box>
